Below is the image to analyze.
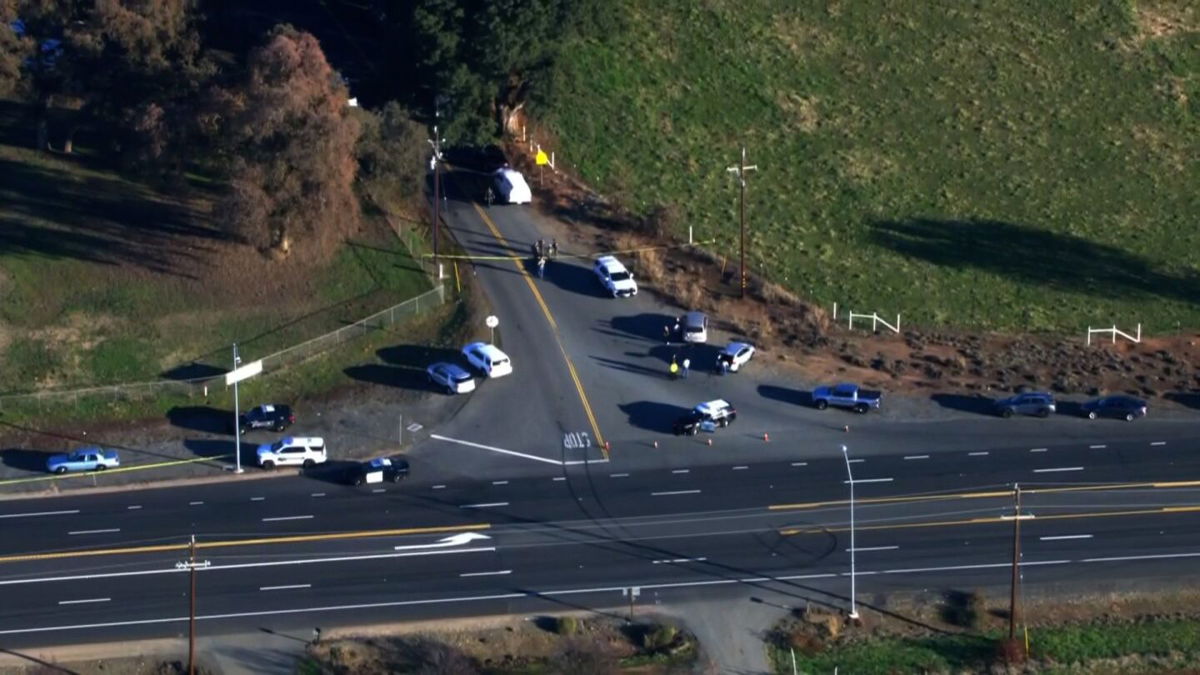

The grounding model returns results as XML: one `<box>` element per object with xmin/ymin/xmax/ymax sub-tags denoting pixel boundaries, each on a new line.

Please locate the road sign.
<box><xmin>225</xmin><ymin>359</ymin><xmax>262</xmax><ymax>386</ymax></box>
<box><xmin>535</xmin><ymin>149</ymin><xmax>549</xmax><ymax>166</ymax></box>
<box><xmin>485</xmin><ymin>315</ymin><xmax>499</xmax><ymax>328</ymax></box>
<box><xmin>563</xmin><ymin>431</ymin><xmax>592</xmax><ymax>450</ymax></box>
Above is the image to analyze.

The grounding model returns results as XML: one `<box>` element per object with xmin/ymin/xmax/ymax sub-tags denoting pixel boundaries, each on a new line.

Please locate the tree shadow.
<box><xmin>167</xmin><ymin>406</ymin><xmax>233</xmax><ymax>435</ymax></box>
<box><xmin>869</xmin><ymin>218</ymin><xmax>1200</xmax><ymax>304</ymax></box>
<box><xmin>542</xmin><ymin>258</ymin><xmax>604</xmax><ymax>297</ymax></box>
<box><xmin>618</xmin><ymin>401</ymin><xmax>692</xmax><ymax>434</ymax></box>
<box><xmin>930</xmin><ymin>394</ymin><xmax>997</xmax><ymax>416</ymax></box>
<box><xmin>757</xmin><ymin>385</ymin><xmax>812</xmax><ymax>408</ymax></box>
<box><xmin>0</xmin><ymin>448</ymin><xmax>51</xmax><ymax>473</ymax></box>
<box><xmin>589</xmin><ymin>355</ymin><xmax>671</xmax><ymax>379</ymax></box>
<box><xmin>303</xmin><ymin>459</ymin><xmax>363</xmax><ymax>486</ymax></box>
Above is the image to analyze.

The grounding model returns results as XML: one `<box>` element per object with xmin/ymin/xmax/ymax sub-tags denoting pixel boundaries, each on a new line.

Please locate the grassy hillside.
<box><xmin>541</xmin><ymin>1</ymin><xmax>1199</xmax><ymax>332</ymax></box>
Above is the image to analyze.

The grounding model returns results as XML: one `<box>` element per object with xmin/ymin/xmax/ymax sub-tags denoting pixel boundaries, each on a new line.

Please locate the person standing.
<box><xmin>682</xmin><ymin>357</ymin><xmax>691</xmax><ymax>379</ymax></box>
<box><xmin>669</xmin><ymin>356</ymin><xmax>679</xmax><ymax>379</ymax></box>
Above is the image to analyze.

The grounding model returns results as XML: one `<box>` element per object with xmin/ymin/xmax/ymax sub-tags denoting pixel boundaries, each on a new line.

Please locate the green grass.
<box><xmin>0</xmin><ymin>99</ymin><xmax>432</xmax><ymax>394</ymax></box>
<box><xmin>769</xmin><ymin>617</ymin><xmax>1200</xmax><ymax>674</ymax></box>
<box><xmin>541</xmin><ymin>0</ymin><xmax>1200</xmax><ymax>332</ymax></box>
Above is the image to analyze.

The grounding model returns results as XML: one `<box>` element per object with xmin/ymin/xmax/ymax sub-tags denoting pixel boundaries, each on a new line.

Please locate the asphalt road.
<box><xmin>2</xmin><ymin>170</ymin><xmax>1199</xmax><ymax>648</ymax></box>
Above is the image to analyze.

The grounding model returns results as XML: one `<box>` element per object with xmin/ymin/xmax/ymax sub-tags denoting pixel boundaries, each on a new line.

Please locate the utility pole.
<box><xmin>1008</xmin><ymin>483</ymin><xmax>1023</xmax><ymax>643</ymax></box>
<box><xmin>176</xmin><ymin>535</ymin><xmax>210</xmax><ymax>675</ymax></box>
<box><xmin>428</xmin><ymin>115</ymin><xmax>445</xmax><ymax>279</ymax></box>
<box><xmin>726</xmin><ymin>147</ymin><xmax>758</xmax><ymax>299</ymax></box>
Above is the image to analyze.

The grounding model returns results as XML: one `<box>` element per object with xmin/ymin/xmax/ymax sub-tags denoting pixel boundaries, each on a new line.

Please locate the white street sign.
<box><xmin>225</xmin><ymin>359</ymin><xmax>263</xmax><ymax>386</ymax></box>
<box><xmin>485</xmin><ymin>315</ymin><xmax>499</xmax><ymax>328</ymax></box>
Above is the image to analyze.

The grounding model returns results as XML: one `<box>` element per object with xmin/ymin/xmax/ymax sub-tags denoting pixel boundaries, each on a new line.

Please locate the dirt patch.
<box><xmin>514</xmin><ymin>141</ymin><xmax>1200</xmax><ymax>407</ymax></box>
<box><xmin>1132</xmin><ymin>2</ymin><xmax>1198</xmax><ymax>43</ymax></box>
<box><xmin>306</xmin><ymin>615</ymin><xmax>696</xmax><ymax>674</ymax></box>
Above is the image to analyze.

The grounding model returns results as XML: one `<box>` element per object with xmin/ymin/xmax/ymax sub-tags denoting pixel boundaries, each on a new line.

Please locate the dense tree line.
<box><xmin>378</xmin><ymin>0</ymin><xmax>615</xmax><ymax>145</ymax></box>
<box><xmin>0</xmin><ymin>0</ymin><xmax>613</xmax><ymax>257</ymax></box>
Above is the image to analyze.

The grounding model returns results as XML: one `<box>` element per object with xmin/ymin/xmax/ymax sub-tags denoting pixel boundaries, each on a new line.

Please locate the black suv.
<box><xmin>236</xmin><ymin>404</ymin><xmax>295</xmax><ymax>435</ymax></box>
<box><xmin>344</xmin><ymin>457</ymin><xmax>410</xmax><ymax>485</ymax></box>
<box><xmin>673</xmin><ymin>399</ymin><xmax>737</xmax><ymax>436</ymax></box>
<box><xmin>994</xmin><ymin>392</ymin><xmax>1056</xmax><ymax>418</ymax></box>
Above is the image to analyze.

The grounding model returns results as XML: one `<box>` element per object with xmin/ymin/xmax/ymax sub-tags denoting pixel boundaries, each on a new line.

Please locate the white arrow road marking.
<box><xmin>394</xmin><ymin>532</ymin><xmax>492</xmax><ymax>551</ymax></box>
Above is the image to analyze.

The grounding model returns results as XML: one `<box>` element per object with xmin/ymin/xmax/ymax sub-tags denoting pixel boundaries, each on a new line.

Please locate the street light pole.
<box><xmin>1009</xmin><ymin>483</ymin><xmax>1023</xmax><ymax>643</ymax></box>
<box><xmin>428</xmin><ymin>117</ymin><xmax>445</xmax><ymax>279</ymax></box>
<box><xmin>232</xmin><ymin>344</ymin><xmax>242</xmax><ymax>474</ymax></box>
<box><xmin>841</xmin><ymin>444</ymin><xmax>859</xmax><ymax>620</ymax></box>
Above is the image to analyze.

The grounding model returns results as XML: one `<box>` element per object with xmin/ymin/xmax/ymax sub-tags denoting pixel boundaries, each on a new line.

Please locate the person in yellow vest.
<box><xmin>669</xmin><ymin>357</ymin><xmax>680</xmax><ymax>379</ymax></box>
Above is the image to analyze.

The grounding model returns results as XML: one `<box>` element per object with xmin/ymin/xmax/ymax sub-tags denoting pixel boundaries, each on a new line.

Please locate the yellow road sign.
<box><xmin>535</xmin><ymin>149</ymin><xmax>549</xmax><ymax>165</ymax></box>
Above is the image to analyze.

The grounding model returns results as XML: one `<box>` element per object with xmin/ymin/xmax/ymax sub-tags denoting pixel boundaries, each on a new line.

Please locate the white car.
<box><xmin>426</xmin><ymin>362</ymin><xmax>476</xmax><ymax>394</ymax></box>
<box><xmin>462</xmin><ymin>342</ymin><xmax>513</xmax><ymax>378</ymax></box>
<box><xmin>593</xmin><ymin>256</ymin><xmax>638</xmax><ymax>298</ymax></box>
<box><xmin>718</xmin><ymin>341</ymin><xmax>755</xmax><ymax>372</ymax></box>
<box><xmin>256</xmin><ymin>436</ymin><xmax>327</xmax><ymax>470</ymax></box>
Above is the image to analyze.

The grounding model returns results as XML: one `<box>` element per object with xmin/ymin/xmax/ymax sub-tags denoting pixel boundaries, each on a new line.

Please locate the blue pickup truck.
<box><xmin>812</xmin><ymin>383</ymin><xmax>882</xmax><ymax>414</ymax></box>
<box><xmin>46</xmin><ymin>447</ymin><xmax>121</xmax><ymax>474</ymax></box>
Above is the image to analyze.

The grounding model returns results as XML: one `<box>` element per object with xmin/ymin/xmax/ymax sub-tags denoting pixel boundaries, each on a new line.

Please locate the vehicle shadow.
<box><xmin>303</xmin><ymin>459</ymin><xmax>359</xmax><ymax>486</ymax></box>
<box><xmin>1164</xmin><ymin>392</ymin><xmax>1200</xmax><ymax>410</ymax></box>
<box><xmin>608</xmin><ymin>313</ymin><xmax>678</xmax><ymax>342</ymax></box>
<box><xmin>0</xmin><ymin>448</ymin><xmax>51</xmax><ymax>473</ymax></box>
<box><xmin>377</xmin><ymin>345</ymin><xmax>463</xmax><ymax>368</ymax></box>
<box><xmin>618</xmin><ymin>401</ymin><xmax>692</xmax><ymax>434</ymax></box>
<box><xmin>1056</xmin><ymin>400</ymin><xmax>1087</xmax><ymax>418</ymax></box>
<box><xmin>167</xmin><ymin>406</ymin><xmax>232</xmax><ymax>435</ymax></box>
<box><xmin>343</xmin><ymin>364</ymin><xmax>432</xmax><ymax>391</ymax></box>
<box><xmin>757</xmin><ymin>385</ymin><xmax>812</xmax><ymax>408</ymax></box>
<box><xmin>930</xmin><ymin>394</ymin><xmax>996</xmax><ymax>416</ymax></box>
<box><xmin>544</xmin><ymin>258</ymin><xmax>604</xmax><ymax>297</ymax></box>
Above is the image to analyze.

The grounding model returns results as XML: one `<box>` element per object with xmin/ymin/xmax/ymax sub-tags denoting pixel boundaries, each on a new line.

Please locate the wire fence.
<box><xmin>0</xmin><ymin>285</ymin><xmax>447</xmax><ymax>416</ymax></box>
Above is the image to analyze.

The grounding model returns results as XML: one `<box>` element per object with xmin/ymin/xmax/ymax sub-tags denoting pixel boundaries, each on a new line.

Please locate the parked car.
<box><xmin>462</xmin><ymin>342</ymin><xmax>513</xmax><ymax>378</ymax></box>
<box><xmin>492</xmin><ymin>168</ymin><xmax>532</xmax><ymax>204</ymax></box>
<box><xmin>256</xmin><ymin>436</ymin><xmax>327</xmax><ymax>470</ymax></box>
<box><xmin>426</xmin><ymin>362</ymin><xmax>476</xmax><ymax>394</ymax></box>
<box><xmin>995</xmin><ymin>392</ymin><xmax>1056</xmax><ymax>418</ymax></box>
<box><xmin>1082</xmin><ymin>395</ymin><xmax>1148</xmax><ymax>421</ymax></box>
<box><xmin>237</xmin><ymin>403</ymin><xmax>295</xmax><ymax>434</ymax></box>
<box><xmin>681</xmin><ymin>311</ymin><xmax>708</xmax><ymax>343</ymax></box>
<box><xmin>593</xmin><ymin>256</ymin><xmax>638</xmax><ymax>298</ymax></box>
<box><xmin>344</xmin><ymin>456</ymin><xmax>410</xmax><ymax>485</ymax></box>
<box><xmin>673</xmin><ymin>399</ymin><xmax>737</xmax><ymax>436</ymax></box>
<box><xmin>717</xmin><ymin>342</ymin><xmax>755</xmax><ymax>373</ymax></box>
<box><xmin>812</xmin><ymin>383</ymin><xmax>883</xmax><ymax>413</ymax></box>
<box><xmin>46</xmin><ymin>447</ymin><xmax>120</xmax><ymax>474</ymax></box>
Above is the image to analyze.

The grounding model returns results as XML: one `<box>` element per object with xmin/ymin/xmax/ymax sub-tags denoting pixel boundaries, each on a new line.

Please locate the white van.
<box><xmin>492</xmin><ymin>168</ymin><xmax>532</xmax><ymax>205</ymax></box>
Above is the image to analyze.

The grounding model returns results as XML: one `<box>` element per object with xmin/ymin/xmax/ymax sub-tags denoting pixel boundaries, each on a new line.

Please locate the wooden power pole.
<box><xmin>726</xmin><ymin>147</ymin><xmax>758</xmax><ymax>299</ymax></box>
<box><xmin>1008</xmin><ymin>483</ymin><xmax>1023</xmax><ymax>644</ymax></box>
<box><xmin>177</xmin><ymin>534</ymin><xmax>209</xmax><ymax>675</ymax></box>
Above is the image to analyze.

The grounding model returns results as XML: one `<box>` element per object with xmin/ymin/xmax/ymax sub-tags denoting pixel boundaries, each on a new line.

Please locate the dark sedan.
<box><xmin>344</xmin><ymin>456</ymin><xmax>410</xmax><ymax>485</ymax></box>
<box><xmin>1082</xmin><ymin>395</ymin><xmax>1147</xmax><ymax>421</ymax></box>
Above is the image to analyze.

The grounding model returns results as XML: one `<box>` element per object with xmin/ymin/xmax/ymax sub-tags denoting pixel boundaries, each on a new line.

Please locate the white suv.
<box><xmin>256</xmin><ymin>436</ymin><xmax>327</xmax><ymax>469</ymax></box>
<box><xmin>462</xmin><ymin>342</ymin><xmax>513</xmax><ymax>378</ymax></box>
<box><xmin>593</xmin><ymin>256</ymin><xmax>638</xmax><ymax>298</ymax></box>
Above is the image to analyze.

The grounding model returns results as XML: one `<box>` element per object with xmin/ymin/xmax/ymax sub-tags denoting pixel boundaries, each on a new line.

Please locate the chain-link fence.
<box><xmin>0</xmin><ymin>285</ymin><xmax>446</xmax><ymax>418</ymax></box>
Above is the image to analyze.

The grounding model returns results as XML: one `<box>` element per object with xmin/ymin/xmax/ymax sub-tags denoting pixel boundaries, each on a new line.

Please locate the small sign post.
<box><xmin>485</xmin><ymin>315</ymin><xmax>499</xmax><ymax>344</ymax></box>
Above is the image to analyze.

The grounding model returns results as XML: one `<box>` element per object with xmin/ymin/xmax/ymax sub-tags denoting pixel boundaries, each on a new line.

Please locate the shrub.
<box><xmin>641</xmin><ymin>623</ymin><xmax>678</xmax><ymax>651</ymax></box>
<box><xmin>557</xmin><ymin>615</ymin><xmax>580</xmax><ymax>635</ymax></box>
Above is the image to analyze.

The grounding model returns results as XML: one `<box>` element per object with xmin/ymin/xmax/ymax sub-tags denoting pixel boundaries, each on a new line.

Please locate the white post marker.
<box><xmin>485</xmin><ymin>315</ymin><xmax>499</xmax><ymax>344</ymax></box>
<box><xmin>225</xmin><ymin>353</ymin><xmax>264</xmax><ymax>474</ymax></box>
<box><xmin>841</xmin><ymin>444</ymin><xmax>859</xmax><ymax>620</ymax></box>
